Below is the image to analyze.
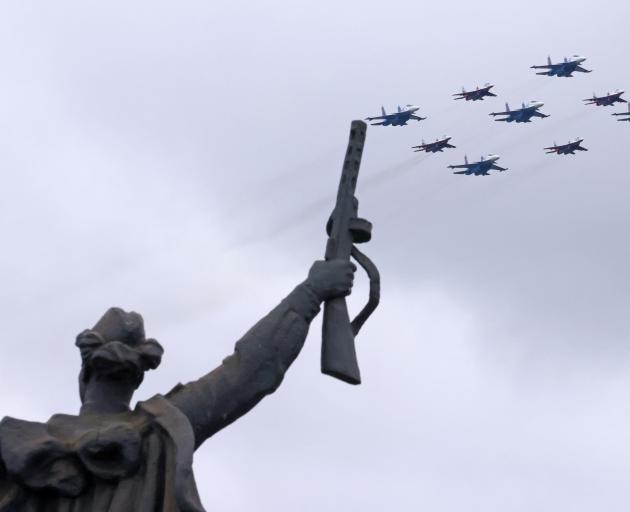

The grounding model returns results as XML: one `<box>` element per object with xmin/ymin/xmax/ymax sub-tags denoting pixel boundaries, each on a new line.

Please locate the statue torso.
<box><xmin>0</xmin><ymin>396</ymin><xmax>204</xmax><ymax>512</ymax></box>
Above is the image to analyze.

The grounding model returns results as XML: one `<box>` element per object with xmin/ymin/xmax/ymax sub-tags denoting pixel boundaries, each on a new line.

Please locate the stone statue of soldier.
<box><xmin>0</xmin><ymin>259</ymin><xmax>355</xmax><ymax>511</ymax></box>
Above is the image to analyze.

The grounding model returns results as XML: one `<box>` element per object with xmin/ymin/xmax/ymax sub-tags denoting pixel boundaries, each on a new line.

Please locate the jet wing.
<box><xmin>531</xmin><ymin>64</ymin><xmax>554</xmax><ymax>69</ymax></box>
<box><xmin>575</xmin><ymin>66</ymin><xmax>591</xmax><ymax>73</ymax></box>
<box><xmin>490</xmin><ymin>164</ymin><xmax>508</xmax><ymax>171</ymax></box>
<box><xmin>448</xmin><ymin>164</ymin><xmax>471</xmax><ymax>169</ymax></box>
<box><xmin>452</xmin><ymin>170</ymin><xmax>472</xmax><ymax>175</ymax></box>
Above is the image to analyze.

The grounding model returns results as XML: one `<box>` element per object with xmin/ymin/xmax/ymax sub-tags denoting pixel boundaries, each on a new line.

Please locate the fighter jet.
<box><xmin>612</xmin><ymin>104</ymin><xmax>630</xmax><ymax>121</ymax></box>
<box><xmin>531</xmin><ymin>55</ymin><xmax>591</xmax><ymax>77</ymax></box>
<box><xmin>365</xmin><ymin>104</ymin><xmax>426</xmax><ymax>126</ymax></box>
<box><xmin>412</xmin><ymin>136</ymin><xmax>456</xmax><ymax>153</ymax></box>
<box><xmin>544</xmin><ymin>138</ymin><xmax>588</xmax><ymax>155</ymax></box>
<box><xmin>447</xmin><ymin>154</ymin><xmax>507</xmax><ymax>176</ymax></box>
<box><xmin>453</xmin><ymin>83</ymin><xmax>497</xmax><ymax>101</ymax></box>
<box><xmin>584</xmin><ymin>90</ymin><xmax>626</xmax><ymax>106</ymax></box>
<box><xmin>489</xmin><ymin>101</ymin><xmax>549</xmax><ymax>123</ymax></box>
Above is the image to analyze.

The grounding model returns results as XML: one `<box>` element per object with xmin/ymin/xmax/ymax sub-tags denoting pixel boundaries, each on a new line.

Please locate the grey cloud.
<box><xmin>1</xmin><ymin>1</ymin><xmax>630</xmax><ymax>510</ymax></box>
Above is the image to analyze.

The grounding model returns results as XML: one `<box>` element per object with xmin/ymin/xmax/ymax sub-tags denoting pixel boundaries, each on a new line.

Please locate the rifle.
<box><xmin>322</xmin><ymin>120</ymin><xmax>380</xmax><ymax>385</ymax></box>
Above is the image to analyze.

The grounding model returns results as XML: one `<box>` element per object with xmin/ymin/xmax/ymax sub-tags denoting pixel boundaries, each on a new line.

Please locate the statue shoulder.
<box><xmin>136</xmin><ymin>393</ymin><xmax>195</xmax><ymax>451</ymax></box>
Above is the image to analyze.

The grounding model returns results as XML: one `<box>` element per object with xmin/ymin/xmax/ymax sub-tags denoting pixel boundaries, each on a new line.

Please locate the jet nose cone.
<box><xmin>489</xmin><ymin>154</ymin><xmax>500</xmax><ymax>161</ymax></box>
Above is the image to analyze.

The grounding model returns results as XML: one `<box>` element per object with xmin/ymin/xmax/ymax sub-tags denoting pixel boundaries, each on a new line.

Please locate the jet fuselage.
<box><xmin>366</xmin><ymin>105</ymin><xmax>425</xmax><ymax>126</ymax></box>
<box><xmin>491</xmin><ymin>101</ymin><xmax>547</xmax><ymax>123</ymax></box>
<box><xmin>413</xmin><ymin>136</ymin><xmax>455</xmax><ymax>153</ymax></box>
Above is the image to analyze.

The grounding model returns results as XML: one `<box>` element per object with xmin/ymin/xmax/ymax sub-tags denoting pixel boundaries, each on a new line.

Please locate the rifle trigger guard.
<box><xmin>350</xmin><ymin>244</ymin><xmax>380</xmax><ymax>336</ymax></box>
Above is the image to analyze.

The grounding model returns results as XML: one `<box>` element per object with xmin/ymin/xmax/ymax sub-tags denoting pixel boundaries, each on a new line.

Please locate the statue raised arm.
<box><xmin>168</xmin><ymin>259</ymin><xmax>356</xmax><ymax>447</ymax></box>
<box><xmin>0</xmin><ymin>259</ymin><xmax>354</xmax><ymax>512</ymax></box>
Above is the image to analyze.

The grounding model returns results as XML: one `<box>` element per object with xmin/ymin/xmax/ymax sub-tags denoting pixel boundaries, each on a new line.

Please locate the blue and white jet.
<box><xmin>584</xmin><ymin>90</ymin><xmax>626</xmax><ymax>106</ymax></box>
<box><xmin>489</xmin><ymin>101</ymin><xmax>549</xmax><ymax>123</ymax></box>
<box><xmin>531</xmin><ymin>55</ymin><xmax>591</xmax><ymax>77</ymax></box>
<box><xmin>453</xmin><ymin>83</ymin><xmax>497</xmax><ymax>101</ymax></box>
<box><xmin>365</xmin><ymin>104</ymin><xmax>426</xmax><ymax>126</ymax></box>
<box><xmin>447</xmin><ymin>154</ymin><xmax>507</xmax><ymax>176</ymax></box>
<box><xmin>412</xmin><ymin>136</ymin><xmax>456</xmax><ymax>153</ymax></box>
<box><xmin>612</xmin><ymin>104</ymin><xmax>630</xmax><ymax>121</ymax></box>
<box><xmin>544</xmin><ymin>138</ymin><xmax>588</xmax><ymax>155</ymax></box>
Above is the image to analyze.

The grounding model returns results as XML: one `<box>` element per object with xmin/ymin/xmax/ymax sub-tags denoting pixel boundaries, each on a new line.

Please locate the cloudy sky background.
<box><xmin>1</xmin><ymin>1</ymin><xmax>630</xmax><ymax>510</ymax></box>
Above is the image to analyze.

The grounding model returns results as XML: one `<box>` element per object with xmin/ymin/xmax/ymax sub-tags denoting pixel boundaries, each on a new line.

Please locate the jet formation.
<box><xmin>364</xmin><ymin>54</ymin><xmax>626</xmax><ymax>176</ymax></box>
<box><xmin>365</xmin><ymin>105</ymin><xmax>426</xmax><ymax>126</ymax></box>
<box><xmin>412</xmin><ymin>136</ymin><xmax>456</xmax><ymax>153</ymax></box>
<box><xmin>531</xmin><ymin>55</ymin><xmax>591</xmax><ymax>77</ymax></box>
<box><xmin>544</xmin><ymin>138</ymin><xmax>588</xmax><ymax>155</ymax></box>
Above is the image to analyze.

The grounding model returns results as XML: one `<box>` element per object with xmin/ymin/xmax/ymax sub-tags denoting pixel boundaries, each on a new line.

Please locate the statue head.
<box><xmin>76</xmin><ymin>307</ymin><xmax>164</xmax><ymax>404</ymax></box>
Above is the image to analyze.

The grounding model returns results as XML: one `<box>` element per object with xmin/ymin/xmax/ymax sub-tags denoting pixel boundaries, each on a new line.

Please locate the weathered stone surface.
<box><xmin>0</xmin><ymin>260</ymin><xmax>355</xmax><ymax>511</ymax></box>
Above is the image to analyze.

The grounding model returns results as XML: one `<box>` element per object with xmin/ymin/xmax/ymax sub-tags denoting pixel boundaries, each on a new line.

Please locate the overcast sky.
<box><xmin>1</xmin><ymin>1</ymin><xmax>630</xmax><ymax>510</ymax></box>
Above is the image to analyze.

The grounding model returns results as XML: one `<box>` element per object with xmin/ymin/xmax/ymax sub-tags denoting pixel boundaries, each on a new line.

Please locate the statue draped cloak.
<box><xmin>0</xmin><ymin>283</ymin><xmax>321</xmax><ymax>512</ymax></box>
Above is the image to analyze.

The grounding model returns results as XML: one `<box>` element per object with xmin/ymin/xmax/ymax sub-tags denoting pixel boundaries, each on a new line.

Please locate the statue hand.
<box><xmin>306</xmin><ymin>260</ymin><xmax>356</xmax><ymax>301</ymax></box>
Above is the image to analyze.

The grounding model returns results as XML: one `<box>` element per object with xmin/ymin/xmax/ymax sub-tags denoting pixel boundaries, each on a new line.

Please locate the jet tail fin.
<box><xmin>547</xmin><ymin>55</ymin><xmax>552</xmax><ymax>65</ymax></box>
<box><xmin>505</xmin><ymin>102</ymin><xmax>510</xmax><ymax>112</ymax></box>
<box><xmin>381</xmin><ymin>106</ymin><xmax>386</xmax><ymax>116</ymax></box>
<box><xmin>464</xmin><ymin>155</ymin><xmax>469</xmax><ymax>165</ymax></box>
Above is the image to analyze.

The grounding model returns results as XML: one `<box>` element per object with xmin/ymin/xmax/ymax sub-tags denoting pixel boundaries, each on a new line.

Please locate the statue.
<box><xmin>0</xmin><ymin>121</ymin><xmax>378</xmax><ymax>511</ymax></box>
